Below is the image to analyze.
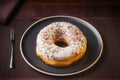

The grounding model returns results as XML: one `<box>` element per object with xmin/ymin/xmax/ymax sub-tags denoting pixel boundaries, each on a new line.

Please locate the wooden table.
<box><xmin>0</xmin><ymin>0</ymin><xmax>120</xmax><ymax>80</ymax></box>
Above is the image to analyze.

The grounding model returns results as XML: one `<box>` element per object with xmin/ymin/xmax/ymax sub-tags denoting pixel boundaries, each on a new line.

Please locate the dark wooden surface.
<box><xmin>0</xmin><ymin>0</ymin><xmax>120</xmax><ymax>80</ymax></box>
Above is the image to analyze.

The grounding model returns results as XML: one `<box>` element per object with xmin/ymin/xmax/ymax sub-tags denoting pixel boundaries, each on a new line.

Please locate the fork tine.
<box><xmin>10</xmin><ymin>29</ymin><xmax>14</xmax><ymax>40</ymax></box>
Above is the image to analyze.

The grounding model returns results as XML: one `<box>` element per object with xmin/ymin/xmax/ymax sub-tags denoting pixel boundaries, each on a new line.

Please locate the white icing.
<box><xmin>36</xmin><ymin>22</ymin><xmax>87</xmax><ymax>60</ymax></box>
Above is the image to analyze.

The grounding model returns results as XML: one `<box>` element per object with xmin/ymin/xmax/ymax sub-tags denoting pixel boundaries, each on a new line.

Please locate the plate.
<box><xmin>20</xmin><ymin>16</ymin><xmax>103</xmax><ymax>76</ymax></box>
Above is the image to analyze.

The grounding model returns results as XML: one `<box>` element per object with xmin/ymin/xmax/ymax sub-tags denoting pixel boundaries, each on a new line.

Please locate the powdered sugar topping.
<box><xmin>36</xmin><ymin>22</ymin><xmax>87</xmax><ymax>60</ymax></box>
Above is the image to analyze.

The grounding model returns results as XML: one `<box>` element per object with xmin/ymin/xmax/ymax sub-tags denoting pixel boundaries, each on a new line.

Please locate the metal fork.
<box><xmin>9</xmin><ymin>29</ymin><xmax>15</xmax><ymax>69</ymax></box>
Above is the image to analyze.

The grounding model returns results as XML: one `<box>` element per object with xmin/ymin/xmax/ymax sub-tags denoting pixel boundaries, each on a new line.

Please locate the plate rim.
<box><xmin>20</xmin><ymin>15</ymin><xmax>103</xmax><ymax>76</ymax></box>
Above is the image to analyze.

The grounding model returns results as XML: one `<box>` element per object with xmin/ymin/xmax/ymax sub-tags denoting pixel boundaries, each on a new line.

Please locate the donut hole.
<box><xmin>55</xmin><ymin>41</ymin><xmax>68</xmax><ymax>47</ymax></box>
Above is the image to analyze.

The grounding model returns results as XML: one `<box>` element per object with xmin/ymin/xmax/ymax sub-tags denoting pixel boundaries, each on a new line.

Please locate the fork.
<box><xmin>9</xmin><ymin>29</ymin><xmax>15</xmax><ymax>69</ymax></box>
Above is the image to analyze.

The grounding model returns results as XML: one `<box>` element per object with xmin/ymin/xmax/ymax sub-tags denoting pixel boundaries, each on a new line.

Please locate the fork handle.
<box><xmin>9</xmin><ymin>43</ymin><xmax>15</xmax><ymax>69</ymax></box>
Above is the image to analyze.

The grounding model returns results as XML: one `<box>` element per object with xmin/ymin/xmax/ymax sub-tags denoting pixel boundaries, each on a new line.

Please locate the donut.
<box><xmin>36</xmin><ymin>22</ymin><xmax>87</xmax><ymax>67</ymax></box>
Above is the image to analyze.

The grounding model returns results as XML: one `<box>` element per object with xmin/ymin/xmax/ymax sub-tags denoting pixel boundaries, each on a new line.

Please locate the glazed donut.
<box><xmin>36</xmin><ymin>22</ymin><xmax>87</xmax><ymax>67</ymax></box>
